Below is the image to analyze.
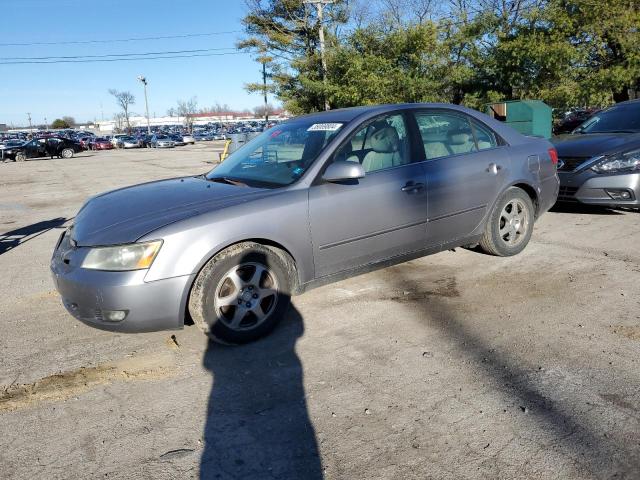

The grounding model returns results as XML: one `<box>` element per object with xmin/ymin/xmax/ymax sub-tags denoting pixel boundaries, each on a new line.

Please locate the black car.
<box><xmin>552</xmin><ymin>100</ymin><xmax>640</xmax><ymax>208</ymax></box>
<box><xmin>553</xmin><ymin>109</ymin><xmax>599</xmax><ymax>135</ymax></box>
<box><xmin>2</xmin><ymin>137</ymin><xmax>83</xmax><ymax>162</ymax></box>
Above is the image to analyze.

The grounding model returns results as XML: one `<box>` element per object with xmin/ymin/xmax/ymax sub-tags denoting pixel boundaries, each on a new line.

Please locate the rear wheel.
<box><xmin>61</xmin><ymin>148</ymin><xmax>74</xmax><ymax>159</ymax></box>
<box><xmin>188</xmin><ymin>242</ymin><xmax>295</xmax><ymax>344</ymax></box>
<box><xmin>479</xmin><ymin>187</ymin><xmax>534</xmax><ymax>256</ymax></box>
<box><xmin>15</xmin><ymin>152</ymin><xmax>26</xmax><ymax>162</ymax></box>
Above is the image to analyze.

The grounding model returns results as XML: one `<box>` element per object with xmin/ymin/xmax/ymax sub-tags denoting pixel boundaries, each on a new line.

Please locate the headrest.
<box><xmin>449</xmin><ymin>132</ymin><xmax>471</xmax><ymax>145</ymax></box>
<box><xmin>370</xmin><ymin>127</ymin><xmax>399</xmax><ymax>153</ymax></box>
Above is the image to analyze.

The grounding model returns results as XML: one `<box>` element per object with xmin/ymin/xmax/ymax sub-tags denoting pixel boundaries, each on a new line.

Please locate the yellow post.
<box><xmin>219</xmin><ymin>139</ymin><xmax>232</xmax><ymax>162</ymax></box>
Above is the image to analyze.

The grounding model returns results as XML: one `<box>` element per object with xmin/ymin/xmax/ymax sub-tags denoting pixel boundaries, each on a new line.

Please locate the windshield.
<box><xmin>578</xmin><ymin>103</ymin><xmax>640</xmax><ymax>133</ymax></box>
<box><xmin>205</xmin><ymin>120</ymin><xmax>344</xmax><ymax>187</ymax></box>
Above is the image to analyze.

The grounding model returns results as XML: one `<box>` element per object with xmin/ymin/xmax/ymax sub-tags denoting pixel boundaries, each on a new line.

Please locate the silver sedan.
<box><xmin>51</xmin><ymin>103</ymin><xmax>559</xmax><ymax>343</ymax></box>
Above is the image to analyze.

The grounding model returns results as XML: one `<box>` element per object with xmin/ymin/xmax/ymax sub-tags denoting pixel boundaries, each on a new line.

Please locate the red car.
<box><xmin>77</xmin><ymin>137</ymin><xmax>94</xmax><ymax>150</ymax></box>
<box><xmin>91</xmin><ymin>138</ymin><xmax>114</xmax><ymax>150</ymax></box>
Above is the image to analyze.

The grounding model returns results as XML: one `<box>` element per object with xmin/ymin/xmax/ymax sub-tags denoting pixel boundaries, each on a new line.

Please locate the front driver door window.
<box><xmin>309</xmin><ymin>112</ymin><xmax>428</xmax><ymax>277</ymax></box>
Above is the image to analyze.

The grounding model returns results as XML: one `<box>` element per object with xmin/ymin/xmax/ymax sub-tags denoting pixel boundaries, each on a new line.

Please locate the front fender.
<box><xmin>141</xmin><ymin>188</ymin><xmax>314</xmax><ymax>285</ymax></box>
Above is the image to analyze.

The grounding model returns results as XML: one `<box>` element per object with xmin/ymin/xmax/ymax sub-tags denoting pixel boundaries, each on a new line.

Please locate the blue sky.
<box><xmin>0</xmin><ymin>0</ymin><xmax>265</xmax><ymax>126</ymax></box>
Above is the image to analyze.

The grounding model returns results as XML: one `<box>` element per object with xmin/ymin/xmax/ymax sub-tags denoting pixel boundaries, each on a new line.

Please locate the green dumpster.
<box><xmin>485</xmin><ymin>100</ymin><xmax>552</xmax><ymax>139</ymax></box>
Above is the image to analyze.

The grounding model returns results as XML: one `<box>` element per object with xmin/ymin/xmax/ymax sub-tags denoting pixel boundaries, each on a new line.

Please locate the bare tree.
<box><xmin>167</xmin><ymin>107</ymin><xmax>177</xmax><ymax>117</ymax></box>
<box><xmin>253</xmin><ymin>103</ymin><xmax>277</xmax><ymax>117</ymax></box>
<box><xmin>113</xmin><ymin>112</ymin><xmax>125</xmax><ymax>133</ymax></box>
<box><xmin>202</xmin><ymin>103</ymin><xmax>232</xmax><ymax>114</ymax></box>
<box><xmin>176</xmin><ymin>97</ymin><xmax>198</xmax><ymax>132</ymax></box>
<box><xmin>61</xmin><ymin>116</ymin><xmax>77</xmax><ymax>127</ymax></box>
<box><xmin>108</xmin><ymin>89</ymin><xmax>135</xmax><ymax>133</ymax></box>
<box><xmin>376</xmin><ymin>0</ymin><xmax>438</xmax><ymax>26</ymax></box>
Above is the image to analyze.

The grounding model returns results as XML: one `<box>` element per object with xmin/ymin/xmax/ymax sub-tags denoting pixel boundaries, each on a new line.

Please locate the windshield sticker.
<box><xmin>307</xmin><ymin>123</ymin><xmax>343</xmax><ymax>132</ymax></box>
<box><xmin>270</xmin><ymin>129</ymin><xmax>283</xmax><ymax>138</ymax></box>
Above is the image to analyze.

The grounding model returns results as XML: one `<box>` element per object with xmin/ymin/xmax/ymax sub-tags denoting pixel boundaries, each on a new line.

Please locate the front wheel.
<box><xmin>188</xmin><ymin>242</ymin><xmax>295</xmax><ymax>344</ymax></box>
<box><xmin>479</xmin><ymin>187</ymin><xmax>534</xmax><ymax>256</ymax></box>
<box><xmin>15</xmin><ymin>152</ymin><xmax>26</xmax><ymax>162</ymax></box>
<box><xmin>61</xmin><ymin>148</ymin><xmax>74</xmax><ymax>159</ymax></box>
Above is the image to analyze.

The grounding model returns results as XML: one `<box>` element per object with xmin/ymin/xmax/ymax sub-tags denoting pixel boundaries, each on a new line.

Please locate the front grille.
<box><xmin>558</xmin><ymin>156</ymin><xmax>589</xmax><ymax>172</ymax></box>
<box><xmin>558</xmin><ymin>186</ymin><xmax>579</xmax><ymax>202</ymax></box>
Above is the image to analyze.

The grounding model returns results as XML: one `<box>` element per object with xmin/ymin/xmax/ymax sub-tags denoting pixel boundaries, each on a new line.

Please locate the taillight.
<box><xmin>548</xmin><ymin>148</ymin><xmax>558</xmax><ymax>165</ymax></box>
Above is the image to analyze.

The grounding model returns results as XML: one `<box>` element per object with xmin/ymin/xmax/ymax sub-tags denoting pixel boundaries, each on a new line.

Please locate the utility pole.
<box><xmin>263</xmin><ymin>61</ymin><xmax>269</xmax><ymax>124</ymax></box>
<box><xmin>304</xmin><ymin>0</ymin><xmax>333</xmax><ymax>111</ymax></box>
<box><xmin>44</xmin><ymin>117</ymin><xmax>48</xmax><ymax>130</ymax></box>
<box><xmin>27</xmin><ymin>112</ymin><xmax>32</xmax><ymax>132</ymax></box>
<box><xmin>137</xmin><ymin>75</ymin><xmax>152</xmax><ymax>135</ymax></box>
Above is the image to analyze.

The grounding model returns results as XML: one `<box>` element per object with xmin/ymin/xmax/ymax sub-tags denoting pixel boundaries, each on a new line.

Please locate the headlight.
<box><xmin>81</xmin><ymin>240</ymin><xmax>162</xmax><ymax>271</ymax></box>
<box><xmin>591</xmin><ymin>150</ymin><xmax>640</xmax><ymax>174</ymax></box>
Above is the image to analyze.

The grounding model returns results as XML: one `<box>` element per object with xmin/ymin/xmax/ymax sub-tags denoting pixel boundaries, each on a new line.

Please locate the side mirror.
<box><xmin>322</xmin><ymin>160</ymin><xmax>365</xmax><ymax>183</ymax></box>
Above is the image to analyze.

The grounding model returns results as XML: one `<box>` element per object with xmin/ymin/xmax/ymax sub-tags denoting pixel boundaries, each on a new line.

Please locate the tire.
<box><xmin>61</xmin><ymin>148</ymin><xmax>74</xmax><ymax>159</ymax></box>
<box><xmin>188</xmin><ymin>242</ymin><xmax>295</xmax><ymax>344</ymax></box>
<box><xmin>15</xmin><ymin>152</ymin><xmax>26</xmax><ymax>162</ymax></box>
<box><xmin>479</xmin><ymin>187</ymin><xmax>535</xmax><ymax>256</ymax></box>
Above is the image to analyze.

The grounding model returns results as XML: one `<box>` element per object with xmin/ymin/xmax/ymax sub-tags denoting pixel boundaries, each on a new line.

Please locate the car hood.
<box><xmin>552</xmin><ymin>133</ymin><xmax>640</xmax><ymax>158</ymax></box>
<box><xmin>71</xmin><ymin>176</ymin><xmax>273</xmax><ymax>246</ymax></box>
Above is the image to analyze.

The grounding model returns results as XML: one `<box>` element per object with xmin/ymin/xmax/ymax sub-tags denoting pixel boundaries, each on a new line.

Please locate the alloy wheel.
<box><xmin>213</xmin><ymin>262</ymin><xmax>279</xmax><ymax>331</ymax></box>
<box><xmin>499</xmin><ymin>199</ymin><xmax>529</xmax><ymax>246</ymax></box>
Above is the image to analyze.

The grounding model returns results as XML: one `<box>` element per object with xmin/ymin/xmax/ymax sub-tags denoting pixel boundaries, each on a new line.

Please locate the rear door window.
<box><xmin>471</xmin><ymin>120</ymin><xmax>498</xmax><ymax>150</ymax></box>
<box><xmin>414</xmin><ymin>112</ymin><xmax>477</xmax><ymax>160</ymax></box>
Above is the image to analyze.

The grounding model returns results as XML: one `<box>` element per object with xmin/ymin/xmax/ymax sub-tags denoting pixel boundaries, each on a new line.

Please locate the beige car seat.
<box><xmin>361</xmin><ymin>127</ymin><xmax>405</xmax><ymax>171</ymax></box>
<box><xmin>448</xmin><ymin>132</ymin><xmax>476</xmax><ymax>155</ymax></box>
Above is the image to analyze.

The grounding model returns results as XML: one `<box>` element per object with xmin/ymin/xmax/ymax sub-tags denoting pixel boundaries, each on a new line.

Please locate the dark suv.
<box><xmin>2</xmin><ymin>137</ymin><xmax>83</xmax><ymax>162</ymax></box>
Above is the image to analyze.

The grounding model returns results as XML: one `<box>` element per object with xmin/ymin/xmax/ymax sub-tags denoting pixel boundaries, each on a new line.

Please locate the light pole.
<box><xmin>304</xmin><ymin>0</ymin><xmax>333</xmax><ymax>111</ymax></box>
<box><xmin>27</xmin><ymin>112</ymin><xmax>32</xmax><ymax>132</ymax></box>
<box><xmin>137</xmin><ymin>75</ymin><xmax>151</xmax><ymax>135</ymax></box>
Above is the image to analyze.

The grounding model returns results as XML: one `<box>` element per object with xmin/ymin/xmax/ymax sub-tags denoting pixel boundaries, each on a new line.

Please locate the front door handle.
<box><xmin>401</xmin><ymin>182</ymin><xmax>425</xmax><ymax>193</ymax></box>
<box><xmin>487</xmin><ymin>163</ymin><xmax>502</xmax><ymax>175</ymax></box>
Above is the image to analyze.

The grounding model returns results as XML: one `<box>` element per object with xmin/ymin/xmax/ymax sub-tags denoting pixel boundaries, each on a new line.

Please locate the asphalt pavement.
<box><xmin>1</xmin><ymin>144</ymin><xmax>639</xmax><ymax>479</ymax></box>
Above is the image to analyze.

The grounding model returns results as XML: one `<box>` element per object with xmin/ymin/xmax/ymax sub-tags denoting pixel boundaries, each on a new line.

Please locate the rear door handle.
<box><xmin>487</xmin><ymin>163</ymin><xmax>502</xmax><ymax>175</ymax></box>
<box><xmin>401</xmin><ymin>182</ymin><xmax>425</xmax><ymax>193</ymax></box>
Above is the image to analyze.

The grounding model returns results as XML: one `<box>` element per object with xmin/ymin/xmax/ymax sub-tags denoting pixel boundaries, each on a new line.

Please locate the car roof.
<box><xmin>286</xmin><ymin>103</ymin><xmax>480</xmax><ymax>123</ymax></box>
<box><xmin>285</xmin><ymin>103</ymin><xmax>532</xmax><ymax>145</ymax></box>
<box><xmin>607</xmin><ymin>99</ymin><xmax>640</xmax><ymax>109</ymax></box>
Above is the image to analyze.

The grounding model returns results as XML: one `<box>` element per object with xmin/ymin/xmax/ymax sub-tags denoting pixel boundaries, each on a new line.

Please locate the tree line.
<box><xmin>239</xmin><ymin>0</ymin><xmax>640</xmax><ymax>114</ymax></box>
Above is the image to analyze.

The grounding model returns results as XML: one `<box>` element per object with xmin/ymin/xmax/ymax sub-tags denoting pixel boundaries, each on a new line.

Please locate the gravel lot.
<box><xmin>1</xmin><ymin>145</ymin><xmax>639</xmax><ymax>479</ymax></box>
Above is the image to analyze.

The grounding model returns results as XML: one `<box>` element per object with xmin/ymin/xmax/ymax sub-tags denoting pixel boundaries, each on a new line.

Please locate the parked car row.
<box><xmin>1</xmin><ymin>136</ymin><xmax>83</xmax><ymax>161</ymax></box>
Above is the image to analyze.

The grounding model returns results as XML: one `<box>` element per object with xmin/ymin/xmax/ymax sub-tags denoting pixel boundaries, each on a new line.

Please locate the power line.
<box><xmin>0</xmin><ymin>51</ymin><xmax>248</xmax><ymax>65</ymax></box>
<box><xmin>0</xmin><ymin>30</ymin><xmax>243</xmax><ymax>47</ymax></box>
<box><xmin>0</xmin><ymin>47</ymin><xmax>238</xmax><ymax>61</ymax></box>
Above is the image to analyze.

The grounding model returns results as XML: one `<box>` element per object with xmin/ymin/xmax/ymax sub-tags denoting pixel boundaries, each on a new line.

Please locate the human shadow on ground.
<box><xmin>0</xmin><ymin>217</ymin><xmax>68</xmax><ymax>256</ymax></box>
<box><xmin>200</xmin><ymin>302</ymin><xmax>322</xmax><ymax>479</ymax></box>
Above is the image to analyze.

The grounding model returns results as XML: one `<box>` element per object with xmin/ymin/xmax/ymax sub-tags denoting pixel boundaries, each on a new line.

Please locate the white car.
<box><xmin>111</xmin><ymin>134</ymin><xmax>127</xmax><ymax>148</ymax></box>
<box><xmin>122</xmin><ymin>137</ymin><xmax>141</xmax><ymax>149</ymax></box>
<box><xmin>151</xmin><ymin>135</ymin><xmax>175</xmax><ymax>148</ymax></box>
<box><xmin>182</xmin><ymin>134</ymin><xmax>195</xmax><ymax>144</ymax></box>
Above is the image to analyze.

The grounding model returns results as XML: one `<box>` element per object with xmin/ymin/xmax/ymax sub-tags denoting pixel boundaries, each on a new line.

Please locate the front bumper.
<box><xmin>558</xmin><ymin>171</ymin><xmax>640</xmax><ymax>207</ymax></box>
<box><xmin>51</xmin><ymin>240</ymin><xmax>194</xmax><ymax>333</ymax></box>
